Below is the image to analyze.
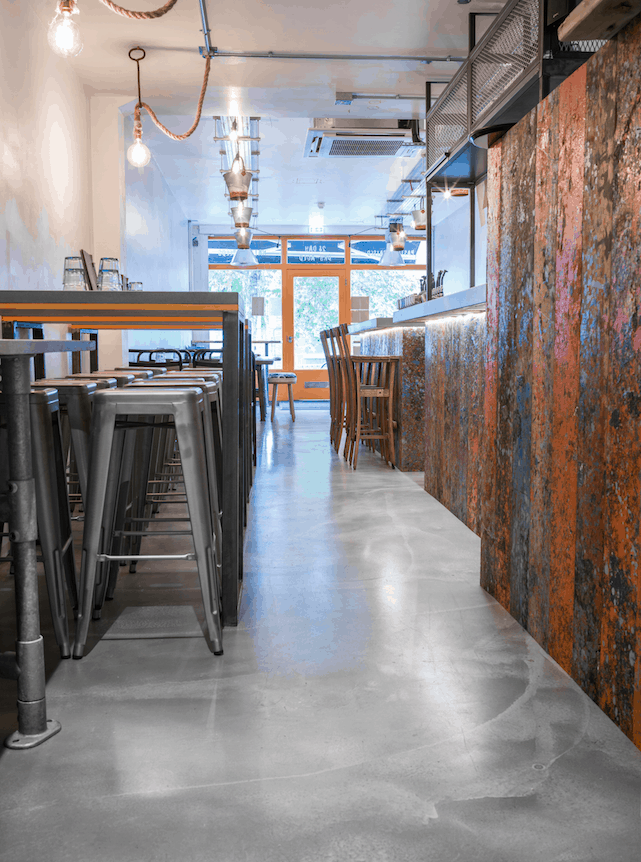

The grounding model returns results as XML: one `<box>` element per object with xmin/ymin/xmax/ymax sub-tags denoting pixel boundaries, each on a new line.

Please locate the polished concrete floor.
<box><xmin>1</xmin><ymin>405</ymin><xmax>641</xmax><ymax>861</ymax></box>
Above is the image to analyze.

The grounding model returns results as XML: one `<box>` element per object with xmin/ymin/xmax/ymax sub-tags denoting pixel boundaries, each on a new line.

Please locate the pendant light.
<box><xmin>378</xmin><ymin>229</ymin><xmax>404</xmax><ymax>266</ymax></box>
<box><xmin>412</xmin><ymin>200</ymin><xmax>427</xmax><ymax>230</ymax></box>
<box><xmin>48</xmin><ymin>0</ymin><xmax>179</xmax><ymax>60</ymax></box>
<box><xmin>388</xmin><ymin>221</ymin><xmax>406</xmax><ymax>251</ymax></box>
<box><xmin>48</xmin><ymin>0</ymin><xmax>83</xmax><ymax>58</ymax></box>
<box><xmin>126</xmin><ymin>45</ymin><xmax>211</xmax><ymax>168</ymax></box>
<box><xmin>223</xmin><ymin>152</ymin><xmax>253</xmax><ymax>201</ymax></box>
<box><xmin>230</xmin><ymin>227</ymin><xmax>258</xmax><ymax>266</ymax></box>
<box><xmin>231</xmin><ymin>203</ymin><xmax>252</xmax><ymax>227</ymax></box>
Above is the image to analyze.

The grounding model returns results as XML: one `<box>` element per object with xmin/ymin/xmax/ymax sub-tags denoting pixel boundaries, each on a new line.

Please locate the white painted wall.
<box><xmin>0</xmin><ymin>0</ymin><xmax>93</xmax><ymax>375</ymax></box>
<box><xmin>124</xmin><ymin>115</ymin><xmax>192</xmax><ymax>352</ymax></box>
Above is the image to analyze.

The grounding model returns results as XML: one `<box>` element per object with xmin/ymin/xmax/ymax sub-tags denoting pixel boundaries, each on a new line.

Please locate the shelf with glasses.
<box><xmin>392</xmin><ymin>284</ymin><xmax>487</xmax><ymax>326</ymax></box>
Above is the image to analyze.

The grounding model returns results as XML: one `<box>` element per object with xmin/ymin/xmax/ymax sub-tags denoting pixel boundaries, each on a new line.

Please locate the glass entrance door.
<box><xmin>283</xmin><ymin>269</ymin><xmax>349</xmax><ymax>399</ymax></box>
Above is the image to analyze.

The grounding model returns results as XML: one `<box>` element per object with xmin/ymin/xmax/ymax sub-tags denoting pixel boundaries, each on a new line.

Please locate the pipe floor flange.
<box><xmin>3</xmin><ymin>719</ymin><xmax>61</xmax><ymax>750</ymax></box>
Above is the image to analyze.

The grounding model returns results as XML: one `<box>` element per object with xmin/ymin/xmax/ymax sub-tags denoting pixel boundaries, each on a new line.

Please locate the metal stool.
<box><xmin>67</xmin><ymin>371</ymin><xmax>136</xmax><ymax>388</ymax></box>
<box><xmin>268</xmin><ymin>372</ymin><xmax>297</xmax><ymax>421</ymax></box>
<box><xmin>0</xmin><ymin>389</ymin><xmax>77</xmax><ymax>658</ymax></box>
<box><xmin>73</xmin><ymin>387</ymin><xmax>223</xmax><ymax>658</ymax></box>
<box><xmin>31</xmin><ymin>379</ymin><xmax>114</xmax><ymax>504</ymax></box>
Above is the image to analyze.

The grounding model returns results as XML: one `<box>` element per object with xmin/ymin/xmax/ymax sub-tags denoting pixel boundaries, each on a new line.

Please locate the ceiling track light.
<box><xmin>48</xmin><ymin>0</ymin><xmax>179</xmax><ymax>59</ymax></box>
<box><xmin>126</xmin><ymin>45</ymin><xmax>211</xmax><ymax>167</ymax></box>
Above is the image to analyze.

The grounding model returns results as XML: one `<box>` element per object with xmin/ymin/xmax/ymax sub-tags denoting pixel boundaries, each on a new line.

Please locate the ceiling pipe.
<box><xmin>197</xmin><ymin>0</ymin><xmax>215</xmax><ymax>58</ymax></box>
<box><xmin>198</xmin><ymin>47</ymin><xmax>465</xmax><ymax>63</ymax></box>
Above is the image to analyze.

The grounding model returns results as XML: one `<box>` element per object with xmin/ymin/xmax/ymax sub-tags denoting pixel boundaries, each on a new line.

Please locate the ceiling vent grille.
<box><xmin>304</xmin><ymin>120</ymin><xmax>424</xmax><ymax>159</ymax></box>
<box><xmin>328</xmin><ymin>138</ymin><xmax>409</xmax><ymax>157</ymax></box>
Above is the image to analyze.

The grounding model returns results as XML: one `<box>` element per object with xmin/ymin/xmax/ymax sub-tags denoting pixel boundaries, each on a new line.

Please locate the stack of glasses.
<box><xmin>62</xmin><ymin>257</ymin><xmax>88</xmax><ymax>291</ymax></box>
<box><xmin>97</xmin><ymin>258</ymin><xmax>121</xmax><ymax>291</ymax></box>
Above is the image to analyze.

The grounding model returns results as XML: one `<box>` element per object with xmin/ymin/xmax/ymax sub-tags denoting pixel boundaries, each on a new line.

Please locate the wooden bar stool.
<box><xmin>268</xmin><ymin>372</ymin><xmax>297</xmax><ymax>421</ymax></box>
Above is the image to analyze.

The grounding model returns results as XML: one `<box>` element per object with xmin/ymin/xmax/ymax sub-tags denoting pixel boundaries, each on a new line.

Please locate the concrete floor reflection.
<box><xmin>0</xmin><ymin>406</ymin><xmax>640</xmax><ymax>861</ymax></box>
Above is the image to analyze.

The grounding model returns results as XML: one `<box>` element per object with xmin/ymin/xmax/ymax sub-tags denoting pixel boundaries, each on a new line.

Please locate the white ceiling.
<box><xmin>38</xmin><ymin>0</ymin><xmax>505</xmax><ymax>227</ymax></box>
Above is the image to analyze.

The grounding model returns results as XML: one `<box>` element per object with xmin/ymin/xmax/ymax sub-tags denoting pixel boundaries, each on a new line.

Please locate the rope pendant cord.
<box><xmin>97</xmin><ymin>0</ymin><xmax>179</xmax><ymax>20</ymax></box>
<box><xmin>134</xmin><ymin>56</ymin><xmax>210</xmax><ymax>141</ymax></box>
<box><xmin>130</xmin><ymin>46</ymin><xmax>210</xmax><ymax>143</ymax></box>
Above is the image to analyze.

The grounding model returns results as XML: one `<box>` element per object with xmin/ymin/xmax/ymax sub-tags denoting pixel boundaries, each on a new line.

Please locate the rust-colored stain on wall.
<box><xmin>479</xmin><ymin>19</ymin><xmax>641</xmax><ymax>749</ymax></box>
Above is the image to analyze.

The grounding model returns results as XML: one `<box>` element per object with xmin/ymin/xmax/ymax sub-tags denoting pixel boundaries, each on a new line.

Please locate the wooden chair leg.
<box><xmin>288</xmin><ymin>384</ymin><xmax>295</xmax><ymax>421</ymax></box>
<box><xmin>270</xmin><ymin>383</ymin><xmax>278</xmax><ymax>421</ymax></box>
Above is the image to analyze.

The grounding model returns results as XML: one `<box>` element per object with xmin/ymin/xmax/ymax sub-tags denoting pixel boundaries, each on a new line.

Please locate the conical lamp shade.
<box><xmin>230</xmin><ymin>248</ymin><xmax>258</xmax><ymax>267</ymax></box>
<box><xmin>234</xmin><ymin>227</ymin><xmax>254</xmax><ymax>249</ymax></box>
<box><xmin>231</xmin><ymin>204</ymin><xmax>252</xmax><ymax>227</ymax></box>
<box><xmin>378</xmin><ymin>244</ymin><xmax>404</xmax><ymax>266</ymax></box>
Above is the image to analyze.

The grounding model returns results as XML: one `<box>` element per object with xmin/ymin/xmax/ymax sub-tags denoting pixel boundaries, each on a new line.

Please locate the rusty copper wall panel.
<box><xmin>573</xmin><ymin>43</ymin><xmax>616</xmax><ymax>702</ymax></box>
<box><xmin>547</xmin><ymin>65</ymin><xmax>587</xmax><ymax>673</ymax></box>
<box><xmin>424</xmin><ymin>323</ymin><xmax>439</xmax><ymax>497</ymax></box>
<box><xmin>603</xmin><ymin>18</ymin><xmax>641</xmax><ymax>745</ymax></box>
<box><xmin>528</xmin><ymin>88</ymin><xmax>559</xmax><ymax>651</ymax></box>
<box><xmin>508</xmin><ymin>112</ymin><xmax>537</xmax><ymax>630</ymax></box>
<box><xmin>423</xmin><ymin>316</ymin><xmax>485</xmax><ymax>533</ymax></box>
<box><xmin>480</xmin><ymin>142</ymin><xmax>505</xmax><ymax>603</ymax></box>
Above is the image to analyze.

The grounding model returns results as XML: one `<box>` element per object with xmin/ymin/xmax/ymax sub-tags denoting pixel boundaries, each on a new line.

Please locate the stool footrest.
<box><xmin>96</xmin><ymin>553</ymin><xmax>196</xmax><ymax>562</ymax></box>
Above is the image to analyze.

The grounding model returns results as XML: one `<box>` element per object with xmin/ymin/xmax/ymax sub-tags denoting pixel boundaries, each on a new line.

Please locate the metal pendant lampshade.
<box><xmin>234</xmin><ymin>227</ymin><xmax>253</xmax><ymax>249</ymax></box>
<box><xmin>412</xmin><ymin>208</ymin><xmax>427</xmax><ymax>230</ymax></box>
<box><xmin>378</xmin><ymin>243</ymin><xmax>404</xmax><ymax>266</ymax></box>
<box><xmin>388</xmin><ymin>221</ymin><xmax>406</xmax><ymax>251</ymax></box>
<box><xmin>231</xmin><ymin>204</ymin><xmax>252</xmax><ymax>227</ymax></box>
<box><xmin>223</xmin><ymin>154</ymin><xmax>253</xmax><ymax>201</ymax></box>
<box><xmin>231</xmin><ymin>248</ymin><xmax>258</xmax><ymax>267</ymax></box>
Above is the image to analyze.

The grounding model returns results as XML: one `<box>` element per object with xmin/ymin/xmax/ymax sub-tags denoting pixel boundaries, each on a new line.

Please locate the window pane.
<box><xmin>294</xmin><ymin>276</ymin><xmax>339</xmax><ymax>369</ymax></box>
<box><xmin>252</xmin><ymin>239</ymin><xmax>282</xmax><ymax>264</ymax></box>
<box><xmin>208</xmin><ymin>237</ymin><xmax>281</xmax><ymax>265</ymax></box>
<box><xmin>351</xmin><ymin>271</ymin><xmax>424</xmax><ymax>318</ymax></box>
<box><xmin>208</xmin><ymin>269</ymin><xmax>282</xmax><ymax>367</ymax></box>
<box><xmin>287</xmin><ymin>239</ymin><xmax>345</xmax><ymax>265</ymax></box>
<box><xmin>208</xmin><ymin>239</ymin><xmax>235</xmax><ymax>265</ymax></box>
<box><xmin>350</xmin><ymin>238</ymin><xmax>426</xmax><ymax>265</ymax></box>
<box><xmin>432</xmin><ymin>192</ymin><xmax>470</xmax><ymax>294</ymax></box>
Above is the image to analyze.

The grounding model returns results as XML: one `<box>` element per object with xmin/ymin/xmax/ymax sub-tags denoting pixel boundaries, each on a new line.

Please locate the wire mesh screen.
<box><xmin>328</xmin><ymin>139</ymin><xmax>406</xmax><ymax>157</ymax></box>
<box><xmin>471</xmin><ymin>0</ymin><xmax>539</xmax><ymax>125</ymax></box>
<box><xmin>427</xmin><ymin>70</ymin><xmax>468</xmax><ymax>171</ymax></box>
<box><xmin>555</xmin><ymin>39</ymin><xmax>607</xmax><ymax>53</ymax></box>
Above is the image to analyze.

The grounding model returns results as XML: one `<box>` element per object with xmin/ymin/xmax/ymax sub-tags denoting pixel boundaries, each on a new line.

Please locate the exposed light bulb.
<box><xmin>443</xmin><ymin>188</ymin><xmax>452</xmax><ymax>200</ymax></box>
<box><xmin>229</xmin><ymin>120</ymin><xmax>239</xmax><ymax>142</ymax></box>
<box><xmin>127</xmin><ymin>139</ymin><xmax>151</xmax><ymax>168</ymax></box>
<box><xmin>232</xmin><ymin>156</ymin><xmax>241</xmax><ymax>175</ymax></box>
<box><xmin>48</xmin><ymin>1</ymin><xmax>83</xmax><ymax>59</ymax></box>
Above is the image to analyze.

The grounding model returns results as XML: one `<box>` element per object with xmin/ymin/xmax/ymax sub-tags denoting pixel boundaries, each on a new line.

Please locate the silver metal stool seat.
<box><xmin>31</xmin><ymin>379</ymin><xmax>115</xmax><ymax>505</ymax></box>
<box><xmin>0</xmin><ymin>389</ymin><xmax>77</xmax><ymax>658</ymax></box>
<box><xmin>67</xmin><ymin>371</ymin><xmax>137</xmax><ymax>388</ymax></box>
<box><xmin>73</xmin><ymin>386</ymin><xmax>223</xmax><ymax>658</ymax></box>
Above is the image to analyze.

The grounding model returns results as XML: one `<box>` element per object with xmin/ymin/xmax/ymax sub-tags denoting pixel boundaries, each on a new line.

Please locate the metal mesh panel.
<box><xmin>556</xmin><ymin>39</ymin><xmax>607</xmax><ymax>53</ymax></box>
<box><xmin>471</xmin><ymin>0</ymin><xmax>539</xmax><ymax>125</ymax></box>
<box><xmin>328</xmin><ymin>138</ymin><xmax>406</xmax><ymax>157</ymax></box>
<box><xmin>427</xmin><ymin>70</ymin><xmax>468</xmax><ymax>170</ymax></box>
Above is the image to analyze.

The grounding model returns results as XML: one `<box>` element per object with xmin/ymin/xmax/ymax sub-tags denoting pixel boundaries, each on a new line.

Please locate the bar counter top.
<box><xmin>392</xmin><ymin>284</ymin><xmax>486</xmax><ymax>325</ymax></box>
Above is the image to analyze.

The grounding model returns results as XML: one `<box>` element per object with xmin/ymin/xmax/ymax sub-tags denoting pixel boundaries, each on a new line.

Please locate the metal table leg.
<box><xmin>1</xmin><ymin>355</ymin><xmax>61</xmax><ymax>749</ymax></box>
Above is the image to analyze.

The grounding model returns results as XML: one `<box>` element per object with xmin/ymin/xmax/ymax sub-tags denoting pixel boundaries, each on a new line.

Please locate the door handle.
<box><xmin>287</xmin><ymin>336</ymin><xmax>293</xmax><ymax>343</ymax></box>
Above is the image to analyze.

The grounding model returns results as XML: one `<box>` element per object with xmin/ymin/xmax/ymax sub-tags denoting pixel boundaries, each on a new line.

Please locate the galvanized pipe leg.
<box><xmin>1</xmin><ymin>356</ymin><xmax>61</xmax><ymax>749</ymax></box>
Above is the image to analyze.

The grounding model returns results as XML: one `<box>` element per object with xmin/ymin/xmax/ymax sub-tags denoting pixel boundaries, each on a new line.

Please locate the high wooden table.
<box><xmin>0</xmin><ymin>338</ymin><xmax>95</xmax><ymax>749</ymax></box>
<box><xmin>0</xmin><ymin>291</ymin><xmax>251</xmax><ymax>631</ymax></box>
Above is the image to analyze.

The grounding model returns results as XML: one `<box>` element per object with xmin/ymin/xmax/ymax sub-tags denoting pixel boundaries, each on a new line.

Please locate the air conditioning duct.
<box><xmin>303</xmin><ymin>119</ymin><xmax>425</xmax><ymax>159</ymax></box>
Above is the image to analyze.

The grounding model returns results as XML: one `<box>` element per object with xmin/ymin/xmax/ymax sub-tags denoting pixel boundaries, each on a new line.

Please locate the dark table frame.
<box><xmin>0</xmin><ymin>291</ymin><xmax>250</xmax><ymax>628</ymax></box>
<box><xmin>0</xmin><ymin>338</ymin><xmax>95</xmax><ymax>749</ymax></box>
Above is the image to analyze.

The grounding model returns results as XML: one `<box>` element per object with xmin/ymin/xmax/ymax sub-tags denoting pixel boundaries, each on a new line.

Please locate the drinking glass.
<box><xmin>63</xmin><ymin>267</ymin><xmax>88</xmax><ymax>291</ymax></box>
<box><xmin>97</xmin><ymin>271</ymin><xmax>122</xmax><ymax>291</ymax></box>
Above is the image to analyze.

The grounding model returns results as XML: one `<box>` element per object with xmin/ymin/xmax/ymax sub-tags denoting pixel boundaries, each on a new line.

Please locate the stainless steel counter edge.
<box><xmin>347</xmin><ymin>318</ymin><xmax>394</xmax><ymax>335</ymax></box>
<box><xmin>392</xmin><ymin>284</ymin><xmax>487</xmax><ymax>326</ymax></box>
